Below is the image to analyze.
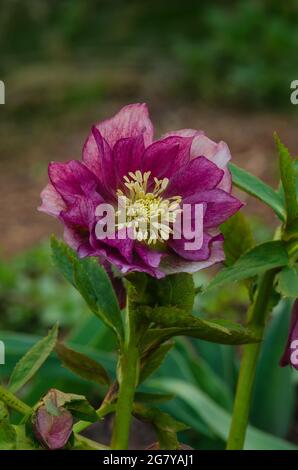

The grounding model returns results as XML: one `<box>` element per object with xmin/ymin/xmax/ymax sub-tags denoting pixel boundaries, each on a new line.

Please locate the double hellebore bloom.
<box><xmin>280</xmin><ymin>300</ymin><xmax>298</xmax><ymax>370</ymax></box>
<box><xmin>39</xmin><ymin>104</ymin><xmax>242</xmax><ymax>278</ymax></box>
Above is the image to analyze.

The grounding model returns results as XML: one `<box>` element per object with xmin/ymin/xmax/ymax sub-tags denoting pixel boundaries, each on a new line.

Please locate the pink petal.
<box><xmin>86</xmin><ymin>103</ymin><xmax>153</xmax><ymax>149</ymax></box>
<box><xmin>142</xmin><ymin>136</ymin><xmax>193</xmax><ymax>179</ymax></box>
<box><xmin>161</xmin><ymin>239</ymin><xmax>225</xmax><ymax>275</ymax></box>
<box><xmin>165</xmin><ymin>156</ymin><xmax>224</xmax><ymax>198</ymax></box>
<box><xmin>38</xmin><ymin>183</ymin><xmax>66</xmax><ymax>217</ymax></box>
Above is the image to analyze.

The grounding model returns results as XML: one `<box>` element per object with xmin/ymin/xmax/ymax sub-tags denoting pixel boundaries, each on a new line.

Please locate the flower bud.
<box><xmin>33</xmin><ymin>390</ymin><xmax>73</xmax><ymax>450</ymax></box>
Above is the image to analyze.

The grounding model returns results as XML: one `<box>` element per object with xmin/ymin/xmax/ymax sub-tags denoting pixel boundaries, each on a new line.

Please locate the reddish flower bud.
<box><xmin>33</xmin><ymin>390</ymin><xmax>73</xmax><ymax>450</ymax></box>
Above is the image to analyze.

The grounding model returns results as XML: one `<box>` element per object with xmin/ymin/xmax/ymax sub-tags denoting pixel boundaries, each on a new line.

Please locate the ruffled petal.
<box><xmin>191</xmin><ymin>135</ymin><xmax>232</xmax><ymax>192</ymax></box>
<box><xmin>142</xmin><ymin>136</ymin><xmax>193</xmax><ymax>180</ymax></box>
<box><xmin>49</xmin><ymin>160</ymin><xmax>99</xmax><ymax>204</ymax></box>
<box><xmin>160</xmin><ymin>239</ymin><xmax>225</xmax><ymax>275</ymax></box>
<box><xmin>38</xmin><ymin>183</ymin><xmax>66</xmax><ymax>217</ymax></box>
<box><xmin>184</xmin><ymin>189</ymin><xmax>243</xmax><ymax>229</ymax></box>
<box><xmin>113</xmin><ymin>134</ymin><xmax>145</xmax><ymax>182</ymax></box>
<box><xmin>90</xmin><ymin>103</ymin><xmax>153</xmax><ymax>149</ymax></box>
<box><xmin>165</xmin><ymin>156</ymin><xmax>224</xmax><ymax>198</ymax></box>
<box><xmin>168</xmin><ymin>232</ymin><xmax>221</xmax><ymax>261</ymax></box>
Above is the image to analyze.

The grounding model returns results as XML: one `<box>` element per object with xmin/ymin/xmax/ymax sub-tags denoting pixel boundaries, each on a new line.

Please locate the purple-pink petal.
<box><xmin>49</xmin><ymin>160</ymin><xmax>99</xmax><ymax>204</ymax></box>
<box><xmin>38</xmin><ymin>183</ymin><xmax>66</xmax><ymax>217</ymax></box>
<box><xmin>113</xmin><ymin>134</ymin><xmax>145</xmax><ymax>183</ymax></box>
<box><xmin>165</xmin><ymin>156</ymin><xmax>224</xmax><ymax>199</ymax></box>
<box><xmin>142</xmin><ymin>136</ymin><xmax>193</xmax><ymax>180</ymax></box>
<box><xmin>90</xmin><ymin>103</ymin><xmax>154</xmax><ymax>148</ymax></box>
<box><xmin>185</xmin><ymin>189</ymin><xmax>243</xmax><ymax>229</ymax></box>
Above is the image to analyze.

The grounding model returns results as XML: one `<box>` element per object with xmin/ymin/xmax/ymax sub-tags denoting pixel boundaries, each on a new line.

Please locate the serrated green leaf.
<box><xmin>133</xmin><ymin>403</ymin><xmax>188</xmax><ymax>450</ymax></box>
<box><xmin>139</xmin><ymin>341</ymin><xmax>174</xmax><ymax>384</ymax></box>
<box><xmin>155</xmin><ymin>273</ymin><xmax>195</xmax><ymax>314</ymax></box>
<box><xmin>206</xmin><ymin>241</ymin><xmax>289</xmax><ymax>292</ymax></box>
<box><xmin>276</xmin><ymin>265</ymin><xmax>298</xmax><ymax>298</ymax></box>
<box><xmin>221</xmin><ymin>212</ymin><xmax>255</xmax><ymax>266</ymax></box>
<box><xmin>74</xmin><ymin>257</ymin><xmax>124</xmax><ymax>342</ymax></box>
<box><xmin>275</xmin><ymin>134</ymin><xmax>298</xmax><ymax>232</ymax></box>
<box><xmin>143</xmin><ymin>307</ymin><xmax>260</xmax><ymax>346</ymax></box>
<box><xmin>55</xmin><ymin>342</ymin><xmax>110</xmax><ymax>386</ymax></box>
<box><xmin>51</xmin><ymin>237</ymin><xmax>123</xmax><ymax>343</ymax></box>
<box><xmin>51</xmin><ymin>236</ymin><xmax>77</xmax><ymax>286</ymax></box>
<box><xmin>8</xmin><ymin>324</ymin><xmax>58</xmax><ymax>393</ymax></box>
<box><xmin>229</xmin><ymin>163</ymin><xmax>285</xmax><ymax>221</ymax></box>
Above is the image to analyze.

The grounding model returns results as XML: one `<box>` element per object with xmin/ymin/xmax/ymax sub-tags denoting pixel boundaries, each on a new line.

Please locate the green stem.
<box><xmin>111</xmin><ymin>298</ymin><xmax>139</xmax><ymax>450</ymax></box>
<box><xmin>0</xmin><ymin>385</ymin><xmax>32</xmax><ymax>416</ymax></box>
<box><xmin>226</xmin><ymin>269</ymin><xmax>276</xmax><ymax>450</ymax></box>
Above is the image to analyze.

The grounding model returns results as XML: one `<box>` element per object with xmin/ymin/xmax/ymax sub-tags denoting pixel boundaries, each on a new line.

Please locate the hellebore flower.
<box><xmin>39</xmin><ymin>103</ymin><xmax>243</xmax><ymax>278</ymax></box>
<box><xmin>32</xmin><ymin>389</ymin><xmax>73</xmax><ymax>450</ymax></box>
<box><xmin>280</xmin><ymin>300</ymin><xmax>298</xmax><ymax>370</ymax></box>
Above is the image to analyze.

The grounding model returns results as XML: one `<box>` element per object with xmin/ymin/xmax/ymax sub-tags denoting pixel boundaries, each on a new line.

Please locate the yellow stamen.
<box><xmin>116</xmin><ymin>171</ymin><xmax>181</xmax><ymax>244</ymax></box>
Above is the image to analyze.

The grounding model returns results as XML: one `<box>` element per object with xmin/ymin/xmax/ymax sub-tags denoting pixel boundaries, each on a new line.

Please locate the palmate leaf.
<box><xmin>229</xmin><ymin>163</ymin><xmax>286</xmax><ymax>221</ymax></box>
<box><xmin>8</xmin><ymin>324</ymin><xmax>58</xmax><ymax>394</ymax></box>
<box><xmin>205</xmin><ymin>241</ymin><xmax>289</xmax><ymax>292</ymax></box>
<box><xmin>51</xmin><ymin>237</ymin><xmax>124</xmax><ymax>343</ymax></box>
<box><xmin>142</xmin><ymin>306</ymin><xmax>260</xmax><ymax>347</ymax></box>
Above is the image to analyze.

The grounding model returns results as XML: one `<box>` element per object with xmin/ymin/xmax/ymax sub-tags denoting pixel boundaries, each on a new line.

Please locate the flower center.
<box><xmin>116</xmin><ymin>170</ymin><xmax>181</xmax><ymax>244</ymax></box>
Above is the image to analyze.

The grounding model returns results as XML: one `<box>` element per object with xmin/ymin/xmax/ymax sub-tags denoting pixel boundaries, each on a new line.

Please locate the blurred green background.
<box><xmin>0</xmin><ymin>0</ymin><xmax>298</xmax><ymax>449</ymax></box>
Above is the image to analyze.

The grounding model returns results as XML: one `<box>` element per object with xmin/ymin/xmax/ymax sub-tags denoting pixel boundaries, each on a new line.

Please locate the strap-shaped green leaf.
<box><xmin>8</xmin><ymin>324</ymin><xmax>58</xmax><ymax>393</ymax></box>
<box><xmin>149</xmin><ymin>379</ymin><xmax>298</xmax><ymax>450</ymax></box>
<box><xmin>229</xmin><ymin>162</ymin><xmax>286</xmax><ymax>221</ymax></box>
<box><xmin>205</xmin><ymin>241</ymin><xmax>289</xmax><ymax>292</ymax></box>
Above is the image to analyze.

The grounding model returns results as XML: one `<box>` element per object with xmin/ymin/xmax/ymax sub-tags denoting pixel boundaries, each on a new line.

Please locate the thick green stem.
<box><xmin>0</xmin><ymin>385</ymin><xmax>32</xmax><ymax>416</ymax></box>
<box><xmin>111</xmin><ymin>299</ymin><xmax>140</xmax><ymax>450</ymax></box>
<box><xmin>226</xmin><ymin>269</ymin><xmax>276</xmax><ymax>450</ymax></box>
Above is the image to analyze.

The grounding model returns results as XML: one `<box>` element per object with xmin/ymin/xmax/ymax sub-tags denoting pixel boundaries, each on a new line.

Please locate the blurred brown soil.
<box><xmin>1</xmin><ymin>97</ymin><xmax>298</xmax><ymax>257</ymax></box>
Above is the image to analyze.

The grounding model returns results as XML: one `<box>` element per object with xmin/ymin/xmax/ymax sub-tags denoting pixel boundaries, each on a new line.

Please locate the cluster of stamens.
<box><xmin>116</xmin><ymin>170</ymin><xmax>181</xmax><ymax>244</ymax></box>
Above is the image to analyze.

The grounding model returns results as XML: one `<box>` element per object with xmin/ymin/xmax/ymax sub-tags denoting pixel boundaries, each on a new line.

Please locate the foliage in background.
<box><xmin>0</xmin><ymin>0</ymin><xmax>297</xmax><ymax>109</ymax></box>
